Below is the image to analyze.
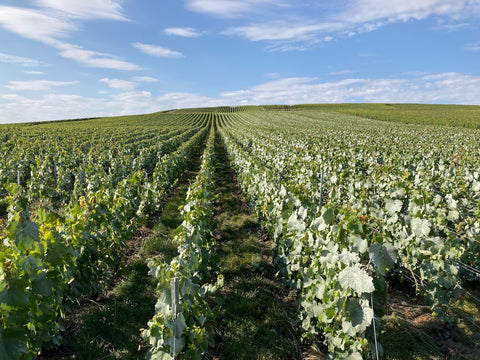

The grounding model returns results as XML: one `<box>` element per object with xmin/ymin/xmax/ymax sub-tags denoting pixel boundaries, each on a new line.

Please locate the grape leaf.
<box><xmin>342</xmin><ymin>299</ymin><xmax>373</xmax><ymax>336</ymax></box>
<box><xmin>369</xmin><ymin>243</ymin><xmax>397</xmax><ymax>276</ymax></box>
<box><xmin>385</xmin><ymin>199</ymin><xmax>403</xmax><ymax>216</ymax></box>
<box><xmin>0</xmin><ymin>328</ymin><xmax>29</xmax><ymax>360</ymax></box>
<box><xmin>411</xmin><ymin>218</ymin><xmax>431</xmax><ymax>237</ymax></box>
<box><xmin>338</xmin><ymin>265</ymin><xmax>374</xmax><ymax>294</ymax></box>
<box><xmin>14</xmin><ymin>220</ymin><xmax>40</xmax><ymax>252</ymax></box>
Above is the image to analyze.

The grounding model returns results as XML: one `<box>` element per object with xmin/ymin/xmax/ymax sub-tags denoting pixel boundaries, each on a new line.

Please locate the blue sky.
<box><xmin>0</xmin><ymin>0</ymin><xmax>479</xmax><ymax>123</ymax></box>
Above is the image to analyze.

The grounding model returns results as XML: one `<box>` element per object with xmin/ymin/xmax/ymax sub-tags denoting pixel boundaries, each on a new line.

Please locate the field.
<box><xmin>0</xmin><ymin>104</ymin><xmax>479</xmax><ymax>360</ymax></box>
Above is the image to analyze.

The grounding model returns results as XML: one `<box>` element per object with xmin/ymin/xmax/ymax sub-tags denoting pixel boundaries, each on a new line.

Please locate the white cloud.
<box><xmin>0</xmin><ymin>6</ymin><xmax>139</xmax><ymax>70</ymax></box>
<box><xmin>340</xmin><ymin>0</ymin><xmax>476</xmax><ymax>24</ymax></box>
<box><xmin>57</xmin><ymin>43</ymin><xmax>140</xmax><ymax>70</ymax></box>
<box><xmin>0</xmin><ymin>93</ymin><xmax>111</xmax><ymax>123</ymax></box>
<box><xmin>433</xmin><ymin>21</ymin><xmax>471</xmax><ymax>32</ymax></box>
<box><xmin>132</xmin><ymin>76</ymin><xmax>159</xmax><ymax>82</ymax></box>
<box><xmin>164</xmin><ymin>27</ymin><xmax>200</xmax><ymax>37</ymax></box>
<box><xmin>185</xmin><ymin>0</ymin><xmax>285</xmax><ymax>18</ymax></box>
<box><xmin>34</xmin><ymin>0</ymin><xmax>128</xmax><ymax>21</ymax></box>
<box><xmin>132</xmin><ymin>42</ymin><xmax>184</xmax><ymax>58</ymax></box>
<box><xmin>217</xmin><ymin>73</ymin><xmax>480</xmax><ymax>105</ymax></box>
<box><xmin>154</xmin><ymin>92</ymin><xmax>220</xmax><ymax>109</ymax></box>
<box><xmin>264</xmin><ymin>72</ymin><xmax>281</xmax><ymax>78</ymax></box>
<box><xmin>5</xmin><ymin>80</ymin><xmax>78</xmax><ymax>91</ymax></box>
<box><xmin>0</xmin><ymin>6</ymin><xmax>75</xmax><ymax>44</ymax></box>
<box><xmin>25</xmin><ymin>70</ymin><xmax>45</xmax><ymax>75</ymax></box>
<box><xmin>464</xmin><ymin>41</ymin><xmax>480</xmax><ymax>52</ymax></box>
<box><xmin>100</xmin><ymin>78</ymin><xmax>137</xmax><ymax>91</ymax></box>
<box><xmin>329</xmin><ymin>70</ymin><xmax>355</xmax><ymax>76</ymax></box>
<box><xmin>226</xmin><ymin>22</ymin><xmax>341</xmax><ymax>42</ymax></box>
<box><xmin>0</xmin><ymin>52</ymin><xmax>44</xmax><ymax>67</ymax></box>
<box><xmin>224</xmin><ymin>0</ymin><xmax>480</xmax><ymax>50</ymax></box>
<box><xmin>2</xmin><ymin>72</ymin><xmax>480</xmax><ymax>124</ymax></box>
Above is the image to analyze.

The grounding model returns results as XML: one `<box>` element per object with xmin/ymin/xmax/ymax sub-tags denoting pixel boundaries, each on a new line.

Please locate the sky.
<box><xmin>0</xmin><ymin>0</ymin><xmax>479</xmax><ymax>123</ymax></box>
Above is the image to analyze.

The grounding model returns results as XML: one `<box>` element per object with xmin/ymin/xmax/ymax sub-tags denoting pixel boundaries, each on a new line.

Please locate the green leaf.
<box><xmin>342</xmin><ymin>298</ymin><xmax>374</xmax><ymax>337</ymax></box>
<box><xmin>473</xmin><ymin>181</ymin><xmax>480</xmax><ymax>192</ymax></box>
<box><xmin>32</xmin><ymin>271</ymin><xmax>54</xmax><ymax>297</ymax></box>
<box><xmin>0</xmin><ymin>328</ymin><xmax>29</xmax><ymax>360</ymax></box>
<box><xmin>6</xmin><ymin>278</ymin><xmax>30</xmax><ymax>307</ymax></box>
<box><xmin>19</xmin><ymin>255</ymin><xmax>42</xmax><ymax>272</ymax></box>
<box><xmin>346</xmin><ymin>350</ymin><xmax>364</xmax><ymax>360</ymax></box>
<box><xmin>322</xmin><ymin>207</ymin><xmax>335</xmax><ymax>225</ymax></box>
<box><xmin>385</xmin><ymin>199</ymin><xmax>403</xmax><ymax>216</ymax></box>
<box><xmin>155</xmin><ymin>289</ymin><xmax>171</xmax><ymax>314</ymax></box>
<box><xmin>411</xmin><ymin>218</ymin><xmax>431</xmax><ymax>238</ymax></box>
<box><xmin>315</xmin><ymin>283</ymin><xmax>325</xmax><ymax>300</ymax></box>
<box><xmin>338</xmin><ymin>265</ymin><xmax>374</xmax><ymax>294</ymax></box>
<box><xmin>173</xmin><ymin>313</ymin><xmax>186</xmax><ymax>336</ymax></box>
<box><xmin>287</xmin><ymin>212</ymin><xmax>306</xmax><ymax>234</ymax></box>
<box><xmin>447</xmin><ymin>210</ymin><xmax>459</xmax><ymax>221</ymax></box>
<box><xmin>15</xmin><ymin>220</ymin><xmax>40</xmax><ymax>252</ymax></box>
<box><xmin>166</xmin><ymin>336</ymin><xmax>184</xmax><ymax>356</ymax></box>
<box><xmin>148</xmin><ymin>350</ymin><xmax>174</xmax><ymax>360</ymax></box>
<box><xmin>349</xmin><ymin>235</ymin><xmax>368</xmax><ymax>254</ymax></box>
<box><xmin>348</xmin><ymin>298</ymin><xmax>373</xmax><ymax>333</ymax></box>
<box><xmin>369</xmin><ymin>243</ymin><xmax>397</xmax><ymax>276</ymax></box>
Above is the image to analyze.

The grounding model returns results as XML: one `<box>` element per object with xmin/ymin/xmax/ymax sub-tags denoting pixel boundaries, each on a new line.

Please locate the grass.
<box><xmin>381</xmin><ymin>313</ymin><xmax>444</xmax><ymax>360</ymax></box>
<box><xmin>209</xmin><ymin>134</ymin><xmax>301</xmax><ymax>360</ymax></box>
<box><xmin>214</xmin><ymin>275</ymin><xmax>299</xmax><ymax>360</ymax></box>
<box><xmin>140</xmin><ymin>181</ymin><xmax>193</xmax><ymax>262</ymax></box>
<box><xmin>63</xmin><ymin>259</ymin><xmax>157</xmax><ymax>359</ymax></box>
<box><xmin>380</xmin><ymin>284</ymin><xmax>480</xmax><ymax>360</ymax></box>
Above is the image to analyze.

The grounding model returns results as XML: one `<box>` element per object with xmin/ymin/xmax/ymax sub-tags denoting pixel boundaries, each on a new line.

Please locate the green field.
<box><xmin>1</xmin><ymin>104</ymin><xmax>479</xmax><ymax>360</ymax></box>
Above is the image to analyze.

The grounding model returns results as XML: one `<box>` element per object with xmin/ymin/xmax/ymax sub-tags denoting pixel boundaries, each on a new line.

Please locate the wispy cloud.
<box><xmin>0</xmin><ymin>6</ymin><xmax>76</xmax><ymax>44</ymax></box>
<box><xmin>25</xmin><ymin>70</ymin><xmax>45</xmax><ymax>75</ymax></box>
<box><xmin>57</xmin><ymin>43</ymin><xmax>140</xmax><ymax>70</ymax></box>
<box><xmin>132</xmin><ymin>76</ymin><xmax>159</xmax><ymax>82</ymax></box>
<box><xmin>100</xmin><ymin>78</ymin><xmax>137</xmax><ymax>91</ymax></box>
<box><xmin>225</xmin><ymin>21</ymin><xmax>341</xmax><ymax>51</ymax></box>
<box><xmin>225</xmin><ymin>22</ymin><xmax>341</xmax><ymax>42</ymax></box>
<box><xmin>464</xmin><ymin>41</ymin><xmax>480</xmax><ymax>52</ymax></box>
<box><xmin>0</xmin><ymin>52</ymin><xmax>44</xmax><ymax>67</ymax></box>
<box><xmin>224</xmin><ymin>0</ymin><xmax>480</xmax><ymax>50</ymax></box>
<box><xmin>33</xmin><ymin>0</ymin><xmax>128</xmax><ymax>21</ymax></box>
<box><xmin>164</xmin><ymin>27</ymin><xmax>200</xmax><ymax>37</ymax></box>
<box><xmin>340</xmin><ymin>0</ymin><xmax>478</xmax><ymax>25</ymax></box>
<box><xmin>132</xmin><ymin>42</ymin><xmax>184</xmax><ymax>58</ymax></box>
<box><xmin>432</xmin><ymin>19</ymin><xmax>472</xmax><ymax>32</ymax></box>
<box><xmin>5</xmin><ymin>80</ymin><xmax>78</xmax><ymax>91</ymax></box>
<box><xmin>264</xmin><ymin>72</ymin><xmax>281</xmax><ymax>78</ymax></box>
<box><xmin>329</xmin><ymin>70</ymin><xmax>355</xmax><ymax>76</ymax></box>
<box><xmin>0</xmin><ymin>5</ymin><xmax>139</xmax><ymax>70</ymax></box>
<box><xmin>185</xmin><ymin>0</ymin><xmax>285</xmax><ymax>18</ymax></box>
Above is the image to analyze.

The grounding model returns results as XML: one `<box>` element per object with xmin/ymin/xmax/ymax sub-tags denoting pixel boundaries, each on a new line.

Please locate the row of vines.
<box><xmin>217</xmin><ymin>110</ymin><xmax>480</xmax><ymax>359</ymax></box>
<box><xmin>143</xmin><ymin>125</ymin><xmax>223</xmax><ymax>359</ymax></box>
<box><xmin>0</xmin><ymin>113</ymin><xmax>210</xmax><ymax>359</ymax></box>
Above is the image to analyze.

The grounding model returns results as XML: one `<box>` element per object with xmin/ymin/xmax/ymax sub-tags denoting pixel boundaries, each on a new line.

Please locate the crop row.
<box><xmin>218</xmin><ymin>110</ymin><xmax>480</xmax><ymax>359</ymax></box>
<box><xmin>0</xmin><ymin>114</ymin><xmax>209</xmax><ymax>359</ymax></box>
<box><xmin>143</xmin><ymin>125</ymin><xmax>223</xmax><ymax>360</ymax></box>
<box><xmin>0</xmin><ymin>113</ymin><xmax>207</xmax><ymax>211</ymax></box>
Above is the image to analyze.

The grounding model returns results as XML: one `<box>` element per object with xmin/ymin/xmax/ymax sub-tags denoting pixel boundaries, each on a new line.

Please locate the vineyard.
<box><xmin>0</xmin><ymin>104</ymin><xmax>479</xmax><ymax>359</ymax></box>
